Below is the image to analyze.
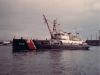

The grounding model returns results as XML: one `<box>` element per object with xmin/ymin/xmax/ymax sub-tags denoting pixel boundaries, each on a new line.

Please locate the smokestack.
<box><xmin>68</xmin><ymin>33</ymin><xmax>72</xmax><ymax>40</ymax></box>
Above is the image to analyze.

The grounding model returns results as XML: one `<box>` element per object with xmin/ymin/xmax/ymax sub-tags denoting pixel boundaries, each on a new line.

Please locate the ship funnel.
<box><xmin>68</xmin><ymin>33</ymin><xmax>72</xmax><ymax>40</ymax></box>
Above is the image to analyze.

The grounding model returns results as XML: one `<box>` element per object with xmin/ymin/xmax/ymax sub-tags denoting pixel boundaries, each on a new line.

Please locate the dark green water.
<box><xmin>0</xmin><ymin>46</ymin><xmax>99</xmax><ymax>75</ymax></box>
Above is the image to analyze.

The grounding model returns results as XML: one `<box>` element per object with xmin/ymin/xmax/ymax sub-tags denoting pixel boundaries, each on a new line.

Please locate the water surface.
<box><xmin>0</xmin><ymin>46</ymin><xmax>99</xmax><ymax>75</ymax></box>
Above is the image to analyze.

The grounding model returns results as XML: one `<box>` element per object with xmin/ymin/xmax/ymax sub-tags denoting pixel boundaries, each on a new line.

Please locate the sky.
<box><xmin>0</xmin><ymin>0</ymin><xmax>100</xmax><ymax>40</ymax></box>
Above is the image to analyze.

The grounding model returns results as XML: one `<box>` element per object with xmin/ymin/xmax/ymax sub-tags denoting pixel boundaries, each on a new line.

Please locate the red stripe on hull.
<box><xmin>26</xmin><ymin>40</ymin><xmax>36</xmax><ymax>50</ymax></box>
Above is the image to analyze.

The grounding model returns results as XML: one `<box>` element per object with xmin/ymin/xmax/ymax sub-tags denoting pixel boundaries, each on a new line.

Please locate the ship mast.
<box><xmin>53</xmin><ymin>20</ymin><xmax>58</xmax><ymax>34</ymax></box>
<box><xmin>53</xmin><ymin>20</ymin><xmax>64</xmax><ymax>34</ymax></box>
<box><xmin>43</xmin><ymin>15</ymin><xmax>53</xmax><ymax>39</ymax></box>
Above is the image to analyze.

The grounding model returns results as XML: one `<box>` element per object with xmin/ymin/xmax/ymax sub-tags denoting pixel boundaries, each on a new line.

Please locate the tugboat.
<box><xmin>13</xmin><ymin>15</ymin><xmax>90</xmax><ymax>51</ymax></box>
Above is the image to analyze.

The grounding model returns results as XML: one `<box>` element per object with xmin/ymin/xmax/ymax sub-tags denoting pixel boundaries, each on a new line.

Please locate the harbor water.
<box><xmin>0</xmin><ymin>46</ymin><xmax>99</xmax><ymax>75</ymax></box>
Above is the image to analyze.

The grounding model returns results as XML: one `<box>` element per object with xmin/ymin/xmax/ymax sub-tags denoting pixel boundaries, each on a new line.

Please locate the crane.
<box><xmin>43</xmin><ymin>15</ymin><xmax>54</xmax><ymax>39</ymax></box>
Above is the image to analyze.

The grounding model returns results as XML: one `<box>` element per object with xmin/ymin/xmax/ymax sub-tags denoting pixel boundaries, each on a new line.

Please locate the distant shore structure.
<box><xmin>86</xmin><ymin>30</ymin><xmax>100</xmax><ymax>46</ymax></box>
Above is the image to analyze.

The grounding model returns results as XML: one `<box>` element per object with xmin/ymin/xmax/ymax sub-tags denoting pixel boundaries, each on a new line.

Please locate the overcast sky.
<box><xmin>0</xmin><ymin>0</ymin><xmax>99</xmax><ymax>40</ymax></box>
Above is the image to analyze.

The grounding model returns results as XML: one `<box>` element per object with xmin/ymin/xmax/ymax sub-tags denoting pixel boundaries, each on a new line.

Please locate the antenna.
<box><xmin>99</xmin><ymin>30</ymin><xmax>100</xmax><ymax>40</ymax></box>
<box><xmin>96</xmin><ymin>32</ymin><xmax>97</xmax><ymax>40</ymax></box>
<box><xmin>56</xmin><ymin>18</ymin><xmax>57</xmax><ymax>22</ymax></box>
<box><xmin>75</xmin><ymin>28</ymin><xmax>77</xmax><ymax>36</ymax></box>
<box><xmin>91</xmin><ymin>34</ymin><xmax>92</xmax><ymax>40</ymax></box>
<box><xmin>14</xmin><ymin>30</ymin><xmax>15</xmax><ymax>39</ymax></box>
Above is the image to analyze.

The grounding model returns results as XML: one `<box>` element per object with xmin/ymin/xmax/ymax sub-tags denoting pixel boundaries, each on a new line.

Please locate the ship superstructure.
<box><xmin>43</xmin><ymin>15</ymin><xmax>87</xmax><ymax>46</ymax></box>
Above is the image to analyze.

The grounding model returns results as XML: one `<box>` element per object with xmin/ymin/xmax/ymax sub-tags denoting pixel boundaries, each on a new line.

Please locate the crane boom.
<box><xmin>43</xmin><ymin>15</ymin><xmax>53</xmax><ymax>39</ymax></box>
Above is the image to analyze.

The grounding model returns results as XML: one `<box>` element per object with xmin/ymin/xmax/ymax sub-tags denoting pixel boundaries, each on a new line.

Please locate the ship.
<box><xmin>86</xmin><ymin>40</ymin><xmax>100</xmax><ymax>46</ymax></box>
<box><xmin>0</xmin><ymin>40</ymin><xmax>12</xmax><ymax>46</ymax></box>
<box><xmin>13</xmin><ymin>15</ymin><xmax>90</xmax><ymax>51</ymax></box>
